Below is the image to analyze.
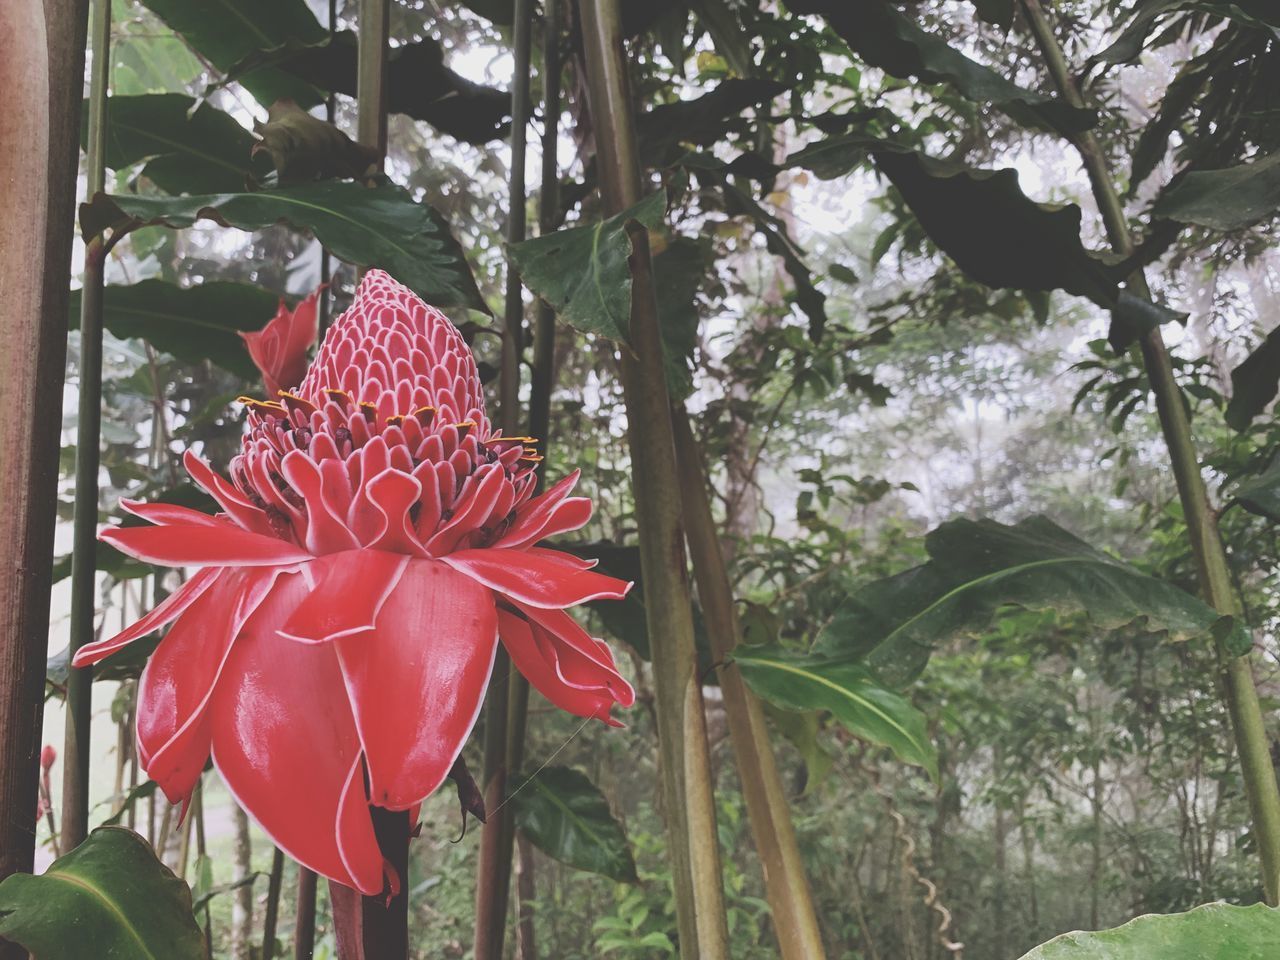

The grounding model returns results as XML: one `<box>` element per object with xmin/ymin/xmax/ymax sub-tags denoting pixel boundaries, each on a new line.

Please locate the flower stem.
<box><xmin>331</xmin><ymin>809</ymin><xmax>410</xmax><ymax>960</ymax></box>
<box><xmin>1020</xmin><ymin>0</ymin><xmax>1280</xmax><ymax>904</ymax></box>
<box><xmin>578</xmin><ymin>0</ymin><xmax>731</xmax><ymax>955</ymax></box>
<box><xmin>260</xmin><ymin>849</ymin><xmax>285</xmax><ymax>960</ymax></box>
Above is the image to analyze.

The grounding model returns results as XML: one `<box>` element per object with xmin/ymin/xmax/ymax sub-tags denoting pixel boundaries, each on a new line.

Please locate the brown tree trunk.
<box><xmin>0</xmin><ymin>1</ymin><xmax>88</xmax><ymax>935</ymax></box>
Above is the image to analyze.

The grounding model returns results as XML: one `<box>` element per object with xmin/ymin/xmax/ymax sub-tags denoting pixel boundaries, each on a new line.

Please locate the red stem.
<box><xmin>330</xmin><ymin>808</ymin><xmax>410</xmax><ymax>959</ymax></box>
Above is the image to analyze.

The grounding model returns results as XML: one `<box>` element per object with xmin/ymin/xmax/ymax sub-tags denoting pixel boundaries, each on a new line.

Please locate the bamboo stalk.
<box><xmin>577</xmin><ymin>1</ymin><xmax>730</xmax><ymax>955</ymax></box>
<box><xmin>672</xmin><ymin>412</ymin><xmax>827</xmax><ymax>959</ymax></box>
<box><xmin>61</xmin><ymin>0</ymin><xmax>111</xmax><ymax>855</ymax></box>
<box><xmin>1019</xmin><ymin>0</ymin><xmax>1280</xmax><ymax>904</ymax></box>
<box><xmin>474</xmin><ymin>1</ymin><xmax>536</xmax><ymax>955</ymax></box>
<box><xmin>261</xmin><ymin>848</ymin><xmax>285</xmax><ymax>960</ymax></box>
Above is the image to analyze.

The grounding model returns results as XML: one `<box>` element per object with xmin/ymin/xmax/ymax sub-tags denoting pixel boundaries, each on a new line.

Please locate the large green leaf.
<box><xmin>819</xmin><ymin>515</ymin><xmax>1246</xmax><ymax>689</ymax></box>
<box><xmin>736</xmin><ymin>649</ymin><xmax>938</xmax><ymax>777</ymax></box>
<box><xmin>1018</xmin><ymin>902</ymin><xmax>1280</xmax><ymax>959</ymax></box>
<box><xmin>140</xmin><ymin>0</ymin><xmax>326</xmax><ymax>107</ymax></box>
<box><xmin>0</xmin><ymin>827</ymin><xmax>204</xmax><ymax>959</ymax></box>
<box><xmin>1152</xmin><ymin>150</ymin><xmax>1280</xmax><ymax>231</ymax></box>
<box><xmin>513</xmin><ymin>766</ymin><xmax>638</xmax><ymax>883</ymax></box>
<box><xmin>507</xmin><ymin>189</ymin><xmax>668</xmax><ymax>344</ymax></box>
<box><xmin>81</xmin><ymin>180</ymin><xmax>485</xmax><ymax>311</ymax></box>
<box><xmin>1224</xmin><ymin>323</ymin><xmax>1280</xmax><ymax>429</ymax></box>
<box><xmin>783</xmin><ymin>0</ymin><xmax>1093</xmax><ymax>136</ymax></box>
<box><xmin>70</xmin><ymin>279</ymin><xmax>278</xmax><ymax>379</ymax></box>
<box><xmin>89</xmin><ymin>93</ymin><xmax>266</xmax><ymax>194</ymax></box>
<box><xmin>636</xmin><ymin>79</ymin><xmax>785</xmax><ymax>169</ymax></box>
<box><xmin>216</xmin><ymin>31</ymin><xmax>511</xmax><ymax>145</ymax></box>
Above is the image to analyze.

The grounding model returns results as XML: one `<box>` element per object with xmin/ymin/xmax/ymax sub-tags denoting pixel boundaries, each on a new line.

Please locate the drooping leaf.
<box><xmin>140</xmin><ymin>0</ymin><xmax>327</xmax><ymax>107</ymax></box>
<box><xmin>512</xmin><ymin>766</ymin><xmax>638</xmax><ymax>883</ymax></box>
<box><xmin>251</xmin><ymin>98</ymin><xmax>379</xmax><ymax>184</ymax></box>
<box><xmin>761</xmin><ymin>702</ymin><xmax>835</xmax><ymax>793</ymax></box>
<box><xmin>1224</xmin><ymin>323</ymin><xmax>1280</xmax><ymax>429</ymax></box>
<box><xmin>217</xmin><ymin>32</ymin><xmax>511</xmax><ymax>145</ymax></box>
<box><xmin>101</xmin><ymin>781</ymin><xmax>159</xmax><ymax>827</ymax></box>
<box><xmin>507</xmin><ymin>190</ymin><xmax>668</xmax><ymax>345</ymax></box>
<box><xmin>969</xmin><ymin>0</ymin><xmax>1015</xmax><ymax>29</ymax></box>
<box><xmin>1230</xmin><ymin>455</ymin><xmax>1280</xmax><ymax>522</ymax></box>
<box><xmin>80</xmin><ymin>180</ymin><xmax>485</xmax><ymax>311</ymax></box>
<box><xmin>636</xmin><ymin>79</ymin><xmax>785</xmax><ymax>169</ymax></box>
<box><xmin>1108</xmin><ymin>291</ymin><xmax>1187</xmax><ymax>352</ymax></box>
<box><xmin>783</xmin><ymin>0</ymin><xmax>1093</xmax><ymax>135</ymax></box>
<box><xmin>734</xmin><ymin>649</ymin><xmax>938</xmax><ymax>778</ymax></box>
<box><xmin>1017</xmin><ymin>901</ymin><xmax>1280</xmax><ymax>959</ymax></box>
<box><xmin>0</xmin><ymin>827</ymin><xmax>204</xmax><ymax>959</ymax></box>
<box><xmin>89</xmin><ymin>93</ymin><xmax>266</xmax><ymax>194</ymax></box>
<box><xmin>819</xmin><ymin>515</ymin><xmax>1247</xmax><ymax>689</ymax></box>
<box><xmin>69</xmin><ymin>279</ymin><xmax>279</xmax><ymax>379</ymax></box>
<box><xmin>1152</xmin><ymin>150</ymin><xmax>1280</xmax><ymax>231</ymax></box>
<box><xmin>1095</xmin><ymin>0</ymin><xmax>1280</xmax><ymax>65</ymax></box>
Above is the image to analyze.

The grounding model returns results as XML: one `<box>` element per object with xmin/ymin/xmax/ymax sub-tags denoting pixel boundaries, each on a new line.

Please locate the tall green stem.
<box><xmin>672</xmin><ymin>413</ymin><xmax>827</xmax><ymax>959</ymax></box>
<box><xmin>578</xmin><ymin>1</ymin><xmax>731</xmax><ymax>955</ymax></box>
<box><xmin>475</xmin><ymin>2</ymin><xmax>535</xmax><ymax>954</ymax></box>
<box><xmin>62</xmin><ymin>0</ymin><xmax>111</xmax><ymax>854</ymax></box>
<box><xmin>1020</xmin><ymin>0</ymin><xmax>1280</xmax><ymax>904</ymax></box>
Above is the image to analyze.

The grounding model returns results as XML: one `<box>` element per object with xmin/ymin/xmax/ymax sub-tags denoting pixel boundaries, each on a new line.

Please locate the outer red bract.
<box><xmin>238</xmin><ymin>287</ymin><xmax>322</xmax><ymax>398</ymax></box>
<box><xmin>74</xmin><ymin>270</ymin><xmax>634</xmax><ymax>894</ymax></box>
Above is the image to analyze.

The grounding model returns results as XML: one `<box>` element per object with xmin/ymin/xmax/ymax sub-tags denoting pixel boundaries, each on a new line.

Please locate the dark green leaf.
<box><xmin>653</xmin><ymin>237</ymin><xmax>714</xmax><ymax>401</ymax></box>
<box><xmin>0</xmin><ymin>826</ymin><xmax>204</xmax><ymax>959</ymax></box>
<box><xmin>1152</xmin><ymin>150</ymin><xmax>1280</xmax><ymax>231</ymax></box>
<box><xmin>761</xmin><ymin>702</ymin><xmax>834</xmax><ymax>793</ymax></box>
<box><xmin>513</xmin><ymin>767</ymin><xmax>638</xmax><ymax>883</ymax></box>
<box><xmin>1231</xmin><ymin>455</ymin><xmax>1280</xmax><ymax>522</ymax></box>
<box><xmin>217</xmin><ymin>32</ymin><xmax>511</xmax><ymax>145</ymax></box>
<box><xmin>1224</xmin><ymin>323</ymin><xmax>1280</xmax><ymax>429</ymax></box>
<box><xmin>819</xmin><ymin>516</ymin><xmax>1248</xmax><ymax>689</ymax></box>
<box><xmin>251</xmin><ymin>98</ymin><xmax>379</xmax><ymax>184</ymax></box>
<box><xmin>81</xmin><ymin>180</ymin><xmax>484</xmax><ymax>311</ymax></box>
<box><xmin>1018</xmin><ymin>901</ymin><xmax>1280</xmax><ymax>959</ymax></box>
<box><xmin>70</xmin><ymin>279</ymin><xmax>279</xmax><ymax>379</ymax></box>
<box><xmin>89</xmin><ymin>94</ymin><xmax>265</xmax><ymax>194</ymax></box>
<box><xmin>1096</xmin><ymin>0</ymin><xmax>1280</xmax><ymax>65</ymax></box>
<box><xmin>969</xmin><ymin>0</ymin><xmax>1015</xmax><ymax>28</ymax></box>
<box><xmin>101</xmin><ymin>781</ymin><xmax>158</xmax><ymax>827</ymax></box>
<box><xmin>734</xmin><ymin>648</ymin><xmax>938</xmax><ymax>778</ymax></box>
<box><xmin>1108</xmin><ymin>290</ymin><xmax>1187</xmax><ymax>352</ymax></box>
<box><xmin>140</xmin><ymin>0</ymin><xmax>326</xmax><ymax>107</ymax></box>
<box><xmin>636</xmin><ymin>79</ymin><xmax>784</xmax><ymax>169</ymax></box>
<box><xmin>507</xmin><ymin>190</ymin><xmax>668</xmax><ymax>345</ymax></box>
<box><xmin>783</xmin><ymin>0</ymin><xmax>1093</xmax><ymax>135</ymax></box>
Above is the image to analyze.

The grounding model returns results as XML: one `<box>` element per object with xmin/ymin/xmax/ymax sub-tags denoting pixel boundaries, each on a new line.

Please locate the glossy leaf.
<box><xmin>81</xmin><ymin>181</ymin><xmax>485</xmax><ymax>310</ymax></box>
<box><xmin>513</xmin><ymin>766</ymin><xmax>638</xmax><ymax>883</ymax></box>
<box><xmin>140</xmin><ymin>0</ymin><xmax>326</xmax><ymax>107</ymax></box>
<box><xmin>1018</xmin><ymin>901</ymin><xmax>1280</xmax><ymax>959</ymax></box>
<box><xmin>0</xmin><ymin>827</ymin><xmax>204</xmax><ymax>959</ymax></box>
<box><xmin>507</xmin><ymin>190</ymin><xmax>667</xmax><ymax>344</ymax></box>
<box><xmin>1152</xmin><ymin>150</ymin><xmax>1280</xmax><ymax>231</ymax></box>
<box><xmin>734</xmin><ymin>648</ymin><xmax>937</xmax><ymax>777</ymax></box>
<box><xmin>784</xmin><ymin>0</ymin><xmax>1093</xmax><ymax>135</ymax></box>
<box><xmin>69</xmin><ymin>279</ymin><xmax>278</xmax><ymax>379</ymax></box>
<box><xmin>819</xmin><ymin>515</ymin><xmax>1247</xmax><ymax>689</ymax></box>
<box><xmin>89</xmin><ymin>93</ymin><xmax>265</xmax><ymax>194</ymax></box>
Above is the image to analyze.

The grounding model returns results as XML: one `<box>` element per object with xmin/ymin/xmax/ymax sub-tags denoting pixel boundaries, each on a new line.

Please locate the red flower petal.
<box><xmin>184</xmin><ymin>451</ymin><xmax>275</xmax><ymax>536</ymax></box>
<box><xmin>101</xmin><ymin>520</ymin><xmax>312</xmax><ymax>567</ymax></box>
<box><xmin>277</xmin><ymin>549</ymin><xmax>409</xmax><ymax>644</ymax></box>
<box><xmin>139</xmin><ymin>568</ymin><xmax>280</xmax><ymax>805</ymax></box>
<box><xmin>280</xmin><ymin>451</ymin><xmax>361</xmax><ymax>555</ymax></box>
<box><xmin>497</xmin><ymin>609</ymin><xmax>620</xmax><ymax>724</ymax></box>
<box><xmin>509</xmin><ymin>601</ymin><xmax>636</xmax><ymax>707</ymax></box>
<box><xmin>334</xmin><ymin>559</ymin><xmax>498</xmax><ymax>809</ymax></box>
<box><xmin>210</xmin><ymin>572</ymin><xmax>382</xmax><ymax>894</ymax></box>
<box><xmin>439</xmin><ymin>548</ymin><xmax>631</xmax><ymax>608</ymax></box>
<box><xmin>493</xmin><ymin>470</ymin><xmax>591</xmax><ymax>549</ymax></box>
<box><xmin>72</xmin><ymin>566</ymin><xmax>222</xmax><ymax>667</ymax></box>
<box><xmin>119</xmin><ymin>499</ymin><xmax>221</xmax><ymax>527</ymax></box>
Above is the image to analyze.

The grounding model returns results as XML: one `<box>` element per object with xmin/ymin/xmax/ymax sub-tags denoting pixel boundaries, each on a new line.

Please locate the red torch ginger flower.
<box><xmin>73</xmin><ymin>270</ymin><xmax>634</xmax><ymax>894</ymax></box>
<box><xmin>238</xmin><ymin>287</ymin><xmax>322</xmax><ymax>398</ymax></box>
